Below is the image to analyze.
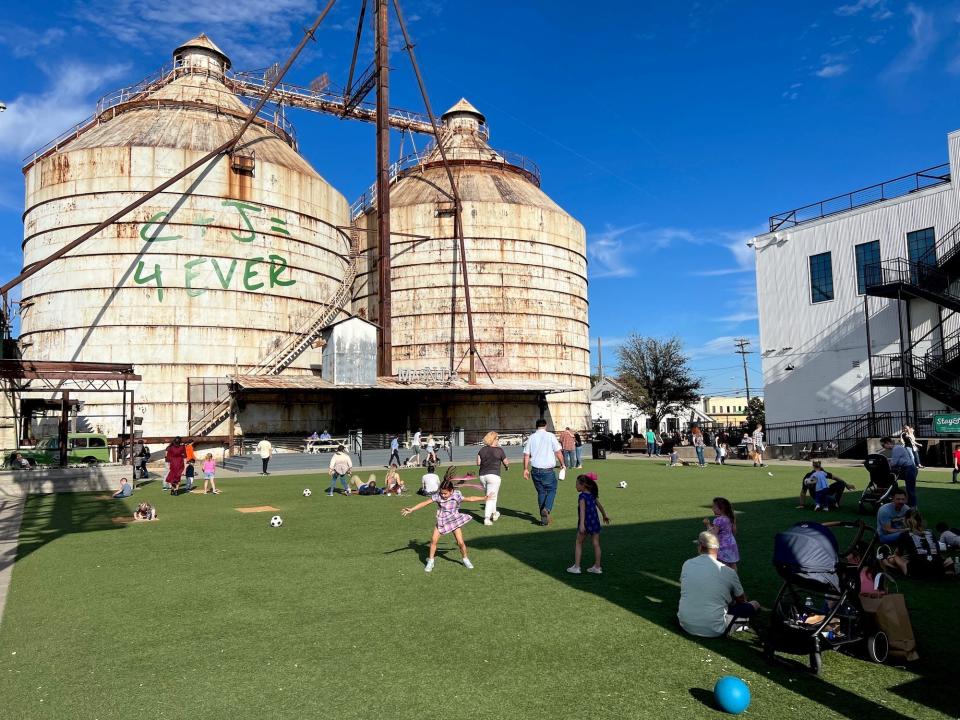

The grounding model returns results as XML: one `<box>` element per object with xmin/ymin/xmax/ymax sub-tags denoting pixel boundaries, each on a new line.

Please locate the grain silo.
<box><xmin>19</xmin><ymin>35</ymin><xmax>351</xmax><ymax>439</ymax></box>
<box><xmin>354</xmin><ymin>99</ymin><xmax>590</xmax><ymax>431</ymax></box>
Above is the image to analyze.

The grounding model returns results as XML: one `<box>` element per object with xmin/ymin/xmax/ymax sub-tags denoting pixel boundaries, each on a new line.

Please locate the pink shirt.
<box><xmin>202</xmin><ymin>459</ymin><xmax>216</xmax><ymax>474</ymax></box>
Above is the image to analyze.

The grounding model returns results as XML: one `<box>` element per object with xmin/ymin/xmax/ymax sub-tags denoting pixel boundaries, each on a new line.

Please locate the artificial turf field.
<box><xmin>0</xmin><ymin>459</ymin><xmax>957</xmax><ymax>719</ymax></box>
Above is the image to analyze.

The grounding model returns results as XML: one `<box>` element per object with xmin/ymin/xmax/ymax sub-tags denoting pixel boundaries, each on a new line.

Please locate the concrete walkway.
<box><xmin>0</xmin><ymin>494</ymin><xmax>25</xmax><ymax>629</ymax></box>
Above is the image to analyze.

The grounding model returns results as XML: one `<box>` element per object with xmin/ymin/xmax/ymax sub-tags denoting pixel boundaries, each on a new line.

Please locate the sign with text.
<box><xmin>396</xmin><ymin>367</ymin><xmax>457</xmax><ymax>384</ymax></box>
<box><xmin>933</xmin><ymin>414</ymin><xmax>960</xmax><ymax>434</ymax></box>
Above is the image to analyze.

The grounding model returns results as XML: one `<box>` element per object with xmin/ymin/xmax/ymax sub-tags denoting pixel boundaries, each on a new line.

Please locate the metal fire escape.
<box><xmin>864</xmin><ymin>218</ymin><xmax>960</xmax><ymax>414</ymax></box>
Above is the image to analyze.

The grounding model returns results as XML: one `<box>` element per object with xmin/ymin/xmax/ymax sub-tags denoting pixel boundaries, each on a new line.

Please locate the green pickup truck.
<box><xmin>6</xmin><ymin>433</ymin><xmax>111</xmax><ymax>468</ymax></box>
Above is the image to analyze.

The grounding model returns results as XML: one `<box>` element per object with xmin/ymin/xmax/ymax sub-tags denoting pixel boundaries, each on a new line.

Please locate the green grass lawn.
<box><xmin>0</xmin><ymin>459</ymin><xmax>957</xmax><ymax>719</ymax></box>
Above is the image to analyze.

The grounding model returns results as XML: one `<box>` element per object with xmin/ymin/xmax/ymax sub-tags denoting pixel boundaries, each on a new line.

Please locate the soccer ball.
<box><xmin>303</xmin><ymin>488</ymin><xmax>312</xmax><ymax>497</ymax></box>
<box><xmin>618</xmin><ymin>481</ymin><xmax>628</xmax><ymax>489</ymax></box>
<box><xmin>270</xmin><ymin>515</ymin><xmax>283</xmax><ymax>528</ymax></box>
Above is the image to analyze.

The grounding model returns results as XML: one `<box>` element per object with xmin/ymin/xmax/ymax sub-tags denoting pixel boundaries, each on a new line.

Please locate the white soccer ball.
<box><xmin>270</xmin><ymin>515</ymin><xmax>283</xmax><ymax>528</ymax></box>
<box><xmin>303</xmin><ymin>488</ymin><xmax>312</xmax><ymax>497</ymax></box>
<box><xmin>618</xmin><ymin>481</ymin><xmax>628</xmax><ymax>489</ymax></box>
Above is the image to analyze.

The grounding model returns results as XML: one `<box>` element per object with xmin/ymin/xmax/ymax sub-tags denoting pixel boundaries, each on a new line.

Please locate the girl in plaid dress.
<box><xmin>402</xmin><ymin>479</ymin><xmax>488</xmax><ymax>572</ymax></box>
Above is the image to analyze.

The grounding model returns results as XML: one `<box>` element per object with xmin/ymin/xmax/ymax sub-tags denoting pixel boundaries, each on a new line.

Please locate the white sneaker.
<box><xmin>814</xmin><ymin>504</ymin><xmax>821</xmax><ymax>512</ymax></box>
<box><xmin>483</xmin><ymin>518</ymin><xmax>493</xmax><ymax>526</ymax></box>
<box><xmin>587</xmin><ymin>566</ymin><xmax>603</xmax><ymax>574</ymax></box>
<box><xmin>566</xmin><ymin>565</ymin><xmax>581</xmax><ymax>574</ymax></box>
<box><xmin>424</xmin><ymin>559</ymin><xmax>434</xmax><ymax>573</ymax></box>
<box><xmin>463</xmin><ymin>557</ymin><xmax>474</xmax><ymax>569</ymax></box>
<box><xmin>492</xmin><ymin>511</ymin><xmax>501</xmax><ymax>522</ymax></box>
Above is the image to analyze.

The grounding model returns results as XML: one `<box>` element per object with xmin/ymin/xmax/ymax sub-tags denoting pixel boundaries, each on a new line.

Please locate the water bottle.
<box><xmin>803</xmin><ymin>596</ymin><xmax>814</xmax><ymax>613</ymax></box>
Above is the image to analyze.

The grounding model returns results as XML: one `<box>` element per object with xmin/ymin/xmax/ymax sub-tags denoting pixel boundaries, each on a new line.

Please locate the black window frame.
<box><xmin>854</xmin><ymin>240</ymin><xmax>881</xmax><ymax>295</ymax></box>
<box><xmin>809</xmin><ymin>251</ymin><xmax>835</xmax><ymax>303</ymax></box>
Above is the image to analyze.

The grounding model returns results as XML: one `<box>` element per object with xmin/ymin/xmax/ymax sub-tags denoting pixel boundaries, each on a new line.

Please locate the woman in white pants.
<box><xmin>477</xmin><ymin>431</ymin><xmax>509</xmax><ymax>526</ymax></box>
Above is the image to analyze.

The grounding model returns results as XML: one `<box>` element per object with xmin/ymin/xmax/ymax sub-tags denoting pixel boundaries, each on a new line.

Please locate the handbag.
<box><xmin>860</xmin><ymin>585</ymin><xmax>919</xmax><ymax>661</ymax></box>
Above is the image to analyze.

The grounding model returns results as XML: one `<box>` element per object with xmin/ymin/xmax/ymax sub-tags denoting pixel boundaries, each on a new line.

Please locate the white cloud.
<box><xmin>74</xmin><ymin>0</ymin><xmax>322</xmax><ymax>67</ymax></box>
<box><xmin>815</xmin><ymin>62</ymin><xmax>849</xmax><ymax>78</ymax></box>
<box><xmin>587</xmin><ymin>225</ymin><xmax>641</xmax><ymax>279</ymax></box>
<box><xmin>0</xmin><ymin>62</ymin><xmax>130</xmax><ymax>158</ymax></box>
<box><xmin>0</xmin><ymin>26</ymin><xmax>67</xmax><ymax>58</ymax></box>
<box><xmin>884</xmin><ymin>4</ymin><xmax>937</xmax><ymax>77</ymax></box>
<box><xmin>835</xmin><ymin>0</ymin><xmax>882</xmax><ymax>17</ymax></box>
<box><xmin>691</xmin><ymin>335</ymin><xmax>756</xmax><ymax>359</ymax></box>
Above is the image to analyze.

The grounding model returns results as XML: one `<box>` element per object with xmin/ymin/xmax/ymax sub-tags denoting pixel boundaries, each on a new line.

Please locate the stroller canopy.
<box><xmin>864</xmin><ymin>454</ymin><xmax>896</xmax><ymax>487</ymax></box>
<box><xmin>773</xmin><ymin>522</ymin><xmax>841</xmax><ymax>592</ymax></box>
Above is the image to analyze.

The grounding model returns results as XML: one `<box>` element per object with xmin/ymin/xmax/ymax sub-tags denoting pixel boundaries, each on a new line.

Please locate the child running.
<box><xmin>202</xmin><ymin>453</ymin><xmax>220</xmax><ymax>494</ymax></box>
<box><xmin>703</xmin><ymin>496</ymin><xmax>740</xmax><ymax>569</ymax></box>
<box><xmin>401</xmin><ymin>478</ymin><xmax>487</xmax><ymax>572</ymax></box>
<box><xmin>567</xmin><ymin>473</ymin><xmax>610</xmax><ymax>575</ymax></box>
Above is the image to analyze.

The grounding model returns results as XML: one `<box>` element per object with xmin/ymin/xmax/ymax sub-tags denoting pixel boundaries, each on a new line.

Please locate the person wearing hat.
<box><xmin>677</xmin><ymin>531</ymin><xmax>759</xmax><ymax>638</ymax></box>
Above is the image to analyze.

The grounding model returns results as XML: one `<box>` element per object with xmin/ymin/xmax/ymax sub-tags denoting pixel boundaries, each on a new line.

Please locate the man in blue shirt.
<box><xmin>876</xmin><ymin>488</ymin><xmax>910</xmax><ymax>545</ymax></box>
<box><xmin>882</xmin><ymin>436</ymin><xmax>918</xmax><ymax>507</ymax></box>
<box><xmin>388</xmin><ymin>435</ymin><xmax>401</xmax><ymax>467</ymax></box>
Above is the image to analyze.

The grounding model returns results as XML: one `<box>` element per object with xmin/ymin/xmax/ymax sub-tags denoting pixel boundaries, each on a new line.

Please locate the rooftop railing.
<box><xmin>768</xmin><ymin>162</ymin><xmax>951</xmax><ymax>232</ymax></box>
<box><xmin>350</xmin><ymin>144</ymin><xmax>542</xmax><ymax>218</ymax></box>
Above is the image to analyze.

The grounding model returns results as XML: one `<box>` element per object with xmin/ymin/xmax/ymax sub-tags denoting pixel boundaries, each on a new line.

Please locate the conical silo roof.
<box><xmin>391</xmin><ymin>99</ymin><xmax>559</xmax><ymax>211</ymax></box>
<box><xmin>26</xmin><ymin>38</ymin><xmax>316</xmax><ymax>176</ymax></box>
<box><xmin>174</xmin><ymin>32</ymin><xmax>232</xmax><ymax>70</ymax></box>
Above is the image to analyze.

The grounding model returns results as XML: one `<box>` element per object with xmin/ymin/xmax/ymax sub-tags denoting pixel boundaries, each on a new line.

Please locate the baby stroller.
<box><xmin>857</xmin><ymin>454</ymin><xmax>898</xmax><ymax>515</ymax></box>
<box><xmin>764</xmin><ymin>521</ymin><xmax>889</xmax><ymax>674</ymax></box>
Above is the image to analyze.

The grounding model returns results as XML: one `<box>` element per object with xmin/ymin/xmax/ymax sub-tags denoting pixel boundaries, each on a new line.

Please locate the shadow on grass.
<box><xmin>14</xmin><ymin>492</ymin><xmax>129</xmax><ymax>566</ymax></box>
<box><xmin>467</xmin><ymin>490</ymin><xmax>959</xmax><ymax>720</ymax></box>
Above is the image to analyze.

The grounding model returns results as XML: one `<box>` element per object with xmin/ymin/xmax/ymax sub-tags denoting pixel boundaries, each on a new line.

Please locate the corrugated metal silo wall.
<box><xmin>20</xmin><ymin>139</ymin><xmax>350</xmax><ymax>438</ymax></box>
<box><xmin>354</xmin><ymin>170</ymin><xmax>591</xmax><ymax>431</ymax></box>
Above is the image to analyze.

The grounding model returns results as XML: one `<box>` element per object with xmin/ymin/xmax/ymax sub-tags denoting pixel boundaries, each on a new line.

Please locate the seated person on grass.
<box><xmin>419</xmin><ymin>464</ymin><xmax>440</xmax><ymax>496</ymax></box>
<box><xmin>936</xmin><ymin>522</ymin><xmax>960</xmax><ymax>550</ymax></box>
<box><xmin>798</xmin><ymin>460</ymin><xmax>855</xmax><ymax>510</ymax></box>
<box><xmin>882</xmin><ymin>510</ymin><xmax>955</xmax><ymax>577</ymax></box>
<box><xmin>384</xmin><ymin>465</ymin><xmax>405</xmax><ymax>495</ymax></box>
<box><xmin>112</xmin><ymin>477</ymin><xmax>133</xmax><ymax>499</ymax></box>
<box><xmin>877</xmin><ymin>489</ymin><xmax>911</xmax><ymax>545</ymax></box>
<box><xmin>678</xmin><ymin>531</ymin><xmax>760</xmax><ymax>638</ymax></box>
<box><xmin>660</xmin><ymin>437</ymin><xmax>679</xmax><ymax>466</ymax></box>
<box><xmin>133</xmin><ymin>502</ymin><xmax>157</xmax><ymax>521</ymax></box>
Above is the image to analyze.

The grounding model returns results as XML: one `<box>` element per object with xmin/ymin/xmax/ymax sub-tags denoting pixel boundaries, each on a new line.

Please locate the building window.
<box><xmin>907</xmin><ymin>227</ymin><xmax>936</xmax><ymax>267</ymax></box>
<box><xmin>726</xmin><ymin>406</ymin><xmax>731</xmax><ymax>413</ymax></box>
<box><xmin>855</xmin><ymin>240</ymin><xmax>881</xmax><ymax>294</ymax></box>
<box><xmin>809</xmin><ymin>252</ymin><xmax>834</xmax><ymax>303</ymax></box>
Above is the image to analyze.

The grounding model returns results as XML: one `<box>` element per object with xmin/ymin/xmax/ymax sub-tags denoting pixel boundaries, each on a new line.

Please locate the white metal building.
<box><xmin>754</xmin><ymin>127</ymin><xmax>960</xmax><ymax>427</ymax></box>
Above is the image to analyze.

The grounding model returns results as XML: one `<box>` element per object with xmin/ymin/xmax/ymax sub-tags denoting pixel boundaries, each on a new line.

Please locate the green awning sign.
<box><xmin>933</xmin><ymin>414</ymin><xmax>960</xmax><ymax>434</ymax></box>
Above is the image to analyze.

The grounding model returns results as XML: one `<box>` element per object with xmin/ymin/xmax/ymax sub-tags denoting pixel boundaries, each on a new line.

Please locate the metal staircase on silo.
<box><xmin>187</xmin><ymin>224</ymin><xmax>361</xmax><ymax>438</ymax></box>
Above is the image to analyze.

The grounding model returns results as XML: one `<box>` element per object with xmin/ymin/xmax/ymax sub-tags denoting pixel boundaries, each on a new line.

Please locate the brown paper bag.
<box><xmin>860</xmin><ymin>592</ymin><xmax>919</xmax><ymax>661</ymax></box>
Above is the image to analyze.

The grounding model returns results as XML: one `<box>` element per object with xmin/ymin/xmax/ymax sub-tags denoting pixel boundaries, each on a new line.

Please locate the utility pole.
<box><xmin>734</xmin><ymin>338</ymin><xmax>752</xmax><ymax>403</ymax></box>
<box><xmin>597</xmin><ymin>337</ymin><xmax>604</xmax><ymax>380</ymax></box>
<box><xmin>375</xmin><ymin>0</ymin><xmax>392</xmax><ymax>377</ymax></box>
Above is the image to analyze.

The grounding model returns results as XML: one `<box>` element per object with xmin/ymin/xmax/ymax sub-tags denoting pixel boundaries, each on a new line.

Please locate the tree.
<box><xmin>615</xmin><ymin>335</ymin><xmax>703</xmax><ymax>432</ymax></box>
<box><xmin>745</xmin><ymin>397</ymin><xmax>765</xmax><ymax>431</ymax></box>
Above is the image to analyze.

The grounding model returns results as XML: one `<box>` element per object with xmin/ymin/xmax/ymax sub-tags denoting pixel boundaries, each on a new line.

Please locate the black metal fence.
<box><xmin>765</xmin><ymin>411</ymin><xmax>942</xmax><ymax>454</ymax></box>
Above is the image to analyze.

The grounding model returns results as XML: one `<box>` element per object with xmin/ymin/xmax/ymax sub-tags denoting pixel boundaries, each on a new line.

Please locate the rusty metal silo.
<box><xmin>354</xmin><ymin>99</ymin><xmax>590</xmax><ymax>430</ymax></box>
<box><xmin>19</xmin><ymin>35</ymin><xmax>351</xmax><ymax>438</ymax></box>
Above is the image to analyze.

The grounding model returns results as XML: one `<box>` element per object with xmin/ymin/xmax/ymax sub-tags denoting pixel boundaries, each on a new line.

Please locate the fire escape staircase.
<box><xmin>187</xmin><ymin>225</ymin><xmax>361</xmax><ymax>438</ymax></box>
<box><xmin>865</xmin><ymin>220</ymin><xmax>960</xmax><ymax>410</ymax></box>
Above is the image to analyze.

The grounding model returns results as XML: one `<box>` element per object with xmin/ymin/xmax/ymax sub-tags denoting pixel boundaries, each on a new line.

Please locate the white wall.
<box><xmin>755</xmin><ymin>132</ymin><xmax>960</xmax><ymax>425</ymax></box>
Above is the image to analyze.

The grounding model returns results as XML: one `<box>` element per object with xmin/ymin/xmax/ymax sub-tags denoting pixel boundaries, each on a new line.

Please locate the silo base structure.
<box><xmin>18</xmin><ymin>36</ymin><xmax>352</xmax><ymax>440</ymax></box>
<box><xmin>354</xmin><ymin>99</ymin><xmax>591</xmax><ymax>432</ymax></box>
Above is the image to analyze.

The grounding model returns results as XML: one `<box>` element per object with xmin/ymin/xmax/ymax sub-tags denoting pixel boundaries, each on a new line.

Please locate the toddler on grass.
<box><xmin>567</xmin><ymin>473</ymin><xmax>610</xmax><ymax>575</ymax></box>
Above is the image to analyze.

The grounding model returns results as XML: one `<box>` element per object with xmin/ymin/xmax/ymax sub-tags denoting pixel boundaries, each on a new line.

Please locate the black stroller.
<box><xmin>858</xmin><ymin>454</ymin><xmax>898</xmax><ymax>515</ymax></box>
<box><xmin>764</xmin><ymin>521</ymin><xmax>889</xmax><ymax>674</ymax></box>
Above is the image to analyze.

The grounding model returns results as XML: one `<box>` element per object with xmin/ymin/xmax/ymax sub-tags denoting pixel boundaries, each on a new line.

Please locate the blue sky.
<box><xmin>1</xmin><ymin>0</ymin><xmax>958</xmax><ymax>397</ymax></box>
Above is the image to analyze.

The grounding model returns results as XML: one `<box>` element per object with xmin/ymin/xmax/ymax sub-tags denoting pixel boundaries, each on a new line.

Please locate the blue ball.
<box><xmin>714</xmin><ymin>676</ymin><xmax>751</xmax><ymax>714</ymax></box>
